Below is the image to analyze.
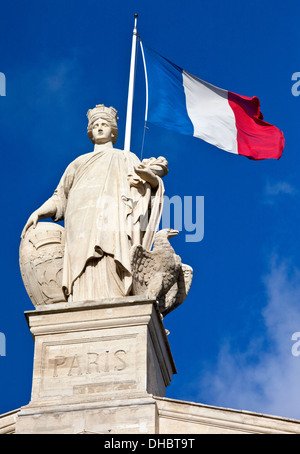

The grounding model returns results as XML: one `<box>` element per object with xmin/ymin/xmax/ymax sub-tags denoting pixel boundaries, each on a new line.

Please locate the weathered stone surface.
<box><xmin>4</xmin><ymin>395</ymin><xmax>300</xmax><ymax>434</ymax></box>
<box><xmin>3</xmin><ymin>296</ymin><xmax>300</xmax><ymax>434</ymax></box>
<box><xmin>14</xmin><ymin>297</ymin><xmax>175</xmax><ymax>434</ymax></box>
<box><xmin>19</xmin><ymin>222</ymin><xmax>66</xmax><ymax>307</ymax></box>
<box><xmin>130</xmin><ymin>228</ymin><xmax>193</xmax><ymax>316</ymax></box>
<box><xmin>0</xmin><ymin>410</ymin><xmax>19</xmax><ymax>434</ymax></box>
<box><xmin>15</xmin><ymin>398</ymin><xmax>159</xmax><ymax>434</ymax></box>
<box><xmin>155</xmin><ymin>397</ymin><xmax>300</xmax><ymax>434</ymax></box>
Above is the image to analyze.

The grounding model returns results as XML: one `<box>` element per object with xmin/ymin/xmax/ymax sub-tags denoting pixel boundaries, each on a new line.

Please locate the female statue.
<box><xmin>21</xmin><ymin>104</ymin><xmax>168</xmax><ymax>301</ymax></box>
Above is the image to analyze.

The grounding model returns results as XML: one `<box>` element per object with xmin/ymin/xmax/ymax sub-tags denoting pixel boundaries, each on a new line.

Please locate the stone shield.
<box><xmin>19</xmin><ymin>222</ymin><xmax>66</xmax><ymax>307</ymax></box>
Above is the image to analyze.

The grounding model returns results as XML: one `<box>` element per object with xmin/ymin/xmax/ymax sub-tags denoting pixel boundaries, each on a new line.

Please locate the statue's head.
<box><xmin>87</xmin><ymin>104</ymin><xmax>119</xmax><ymax>145</ymax></box>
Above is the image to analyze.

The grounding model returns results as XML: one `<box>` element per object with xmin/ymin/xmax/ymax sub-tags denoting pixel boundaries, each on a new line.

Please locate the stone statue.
<box><xmin>19</xmin><ymin>222</ymin><xmax>66</xmax><ymax>306</ymax></box>
<box><xmin>20</xmin><ymin>104</ymin><xmax>192</xmax><ymax>314</ymax></box>
<box><xmin>130</xmin><ymin>228</ymin><xmax>193</xmax><ymax>316</ymax></box>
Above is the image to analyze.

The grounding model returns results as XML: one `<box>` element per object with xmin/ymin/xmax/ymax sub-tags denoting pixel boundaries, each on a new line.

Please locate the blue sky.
<box><xmin>1</xmin><ymin>0</ymin><xmax>300</xmax><ymax>421</ymax></box>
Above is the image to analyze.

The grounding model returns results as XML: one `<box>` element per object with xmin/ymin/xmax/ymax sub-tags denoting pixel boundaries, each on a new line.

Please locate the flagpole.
<box><xmin>124</xmin><ymin>13</ymin><xmax>138</xmax><ymax>152</ymax></box>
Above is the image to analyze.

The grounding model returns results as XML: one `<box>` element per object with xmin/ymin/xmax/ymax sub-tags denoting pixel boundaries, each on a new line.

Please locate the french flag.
<box><xmin>140</xmin><ymin>44</ymin><xmax>284</xmax><ymax>160</ymax></box>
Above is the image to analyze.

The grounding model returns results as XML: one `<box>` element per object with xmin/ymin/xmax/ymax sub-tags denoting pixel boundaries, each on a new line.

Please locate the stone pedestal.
<box><xmin>15</xmin><ymin>296</ymin><xmax>176</xmax><ymax>434</ymax></box>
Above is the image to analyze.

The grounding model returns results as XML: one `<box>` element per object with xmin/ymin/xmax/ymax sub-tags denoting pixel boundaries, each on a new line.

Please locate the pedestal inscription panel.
<box><xmin>38</xmin><ymin>334</ymin><xmax>137</xmax><ymax>399</ymax></box>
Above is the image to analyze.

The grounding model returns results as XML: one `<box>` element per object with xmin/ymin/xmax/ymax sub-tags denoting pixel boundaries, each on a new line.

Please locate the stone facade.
<box><xmin>12</xmin><ymin>297</ymin><xmax>175</xmax><ymax>434</ymax></box>
<box><xmin>1</xmin><ymin>297</ymin><xmax>300</xmax><ymax>434</ymax></box>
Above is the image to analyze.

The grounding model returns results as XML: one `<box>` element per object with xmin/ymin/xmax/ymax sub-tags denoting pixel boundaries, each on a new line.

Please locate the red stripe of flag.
<box><xmin>228</xmin><ymin>92</ymin><xmax>285</xmax><ymax>160</ymax></box>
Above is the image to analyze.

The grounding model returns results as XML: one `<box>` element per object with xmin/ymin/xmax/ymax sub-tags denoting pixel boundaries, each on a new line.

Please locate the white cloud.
<box><xmin>263</xmin><ymin>181</ymin><xmax>297</xmax><ymax>205</ymax></box>
<box><xmin>198</xmin><ymin>257</ymin><xmax>300</xmax><ymax>420</ymax></box>
<box><xmin>265</xmin><ymin>182</ymin><xmax>296</xmax><ymax>196</ymax></box>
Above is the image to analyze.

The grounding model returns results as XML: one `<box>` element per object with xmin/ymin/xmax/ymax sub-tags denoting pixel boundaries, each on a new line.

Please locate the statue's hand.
<box><xmin>21</xmin><ymin>211</ymin><xmax>39</xmax><ymax>239</ymax></box>
<box><xmin>141</xmin><ymin>156</ymin><xmax>168</xmax><ymax>178</ymax></box>
<box><xmin>134</xmin><ymin>164</ymin><xmax>159</xmax><ymax>188</ymax></box>
<box><xmin>128</xmin><ymin>173</ymin><xmax>142</xmax><ymax>188</ymax></box>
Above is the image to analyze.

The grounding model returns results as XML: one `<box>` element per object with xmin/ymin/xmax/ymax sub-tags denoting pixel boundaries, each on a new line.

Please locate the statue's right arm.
<box><xmin>21</xmin><ymin>198</ymin><xmax>58</xmax><ymax>239</ymax></box>
<box><xmin>21</xmin><ymin>159</ymin><xmax>78</xmax><ymax>239</ymax></box>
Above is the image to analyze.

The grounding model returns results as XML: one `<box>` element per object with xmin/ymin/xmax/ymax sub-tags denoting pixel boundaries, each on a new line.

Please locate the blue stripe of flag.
<box><xmin>142</xmin><ymin>45</ymin><xmax>194</xmax><ymax>136</ymax></box>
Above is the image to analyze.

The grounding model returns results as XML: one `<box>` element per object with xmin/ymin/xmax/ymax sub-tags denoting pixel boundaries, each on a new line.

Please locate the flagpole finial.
<box><xmin>134</xmin><ymin>13</ymin><xmax>138</xmax><ymax>34</ymax></box>
<box><xmin>124</xmin><ymin>13</ymin><xmax>139</xmax><ymax>152</ymax></box>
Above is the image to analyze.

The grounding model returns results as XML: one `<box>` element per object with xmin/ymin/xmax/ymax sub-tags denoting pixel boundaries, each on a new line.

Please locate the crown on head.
<box><xmin>87</xmin><ymin>104</ymin><xmax>118</xmax><ymax>125</ymax></box>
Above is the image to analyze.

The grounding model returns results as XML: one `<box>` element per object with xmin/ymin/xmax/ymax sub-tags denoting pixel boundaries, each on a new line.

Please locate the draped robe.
<box><xmin>49</xmin><ymin>147</ymin><xmax>164</xmax><ymax>300</ymax></box>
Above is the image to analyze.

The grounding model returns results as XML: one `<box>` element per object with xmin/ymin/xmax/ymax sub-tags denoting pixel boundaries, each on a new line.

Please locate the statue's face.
<box><xmin>92</xmin><ymin>117</ymin><xmax>113</xmax><ymax>144</ymax></box>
